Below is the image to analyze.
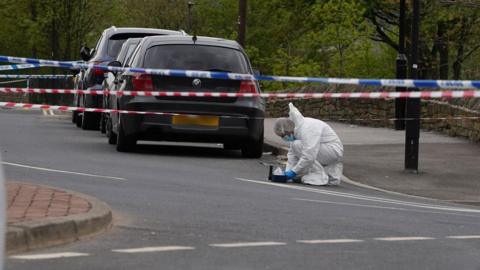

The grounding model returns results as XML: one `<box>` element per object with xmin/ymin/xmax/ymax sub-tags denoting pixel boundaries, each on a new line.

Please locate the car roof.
<box><xmin>103</xmin><ymin>26</ymin><xmax>183</xmax><ymax>37</ymax></box>
<box><xmin>124</xmin><ymin>37</ymin><xmax>143</xmax><ymax>44</ymax></box>
<box><xmin>141</xmin><ymin>35</ymin><xmax>243</xmax><ymax>50</ymax></box>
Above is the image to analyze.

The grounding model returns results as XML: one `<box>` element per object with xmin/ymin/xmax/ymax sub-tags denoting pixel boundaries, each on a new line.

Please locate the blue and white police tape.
<box><xmin>1</xmin><ymin>54</ymin><xmax>480</xmax><ymax>89</ymax></box>
<box><xmin>0</xmin><ymin>74</ymin><xmax>73</xmax><ymax>79</ymax></box>
<box><xmin>0</xmin><ymin>64</ymin><xmax>43</xmax><ymax>71</ymax></box>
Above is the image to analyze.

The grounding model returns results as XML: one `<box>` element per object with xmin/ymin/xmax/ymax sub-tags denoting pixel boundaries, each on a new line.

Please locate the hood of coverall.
<box><xmin>288</xmin><ymin>103</ymin><xmax>305</xmax><ymax>134</ymax></box>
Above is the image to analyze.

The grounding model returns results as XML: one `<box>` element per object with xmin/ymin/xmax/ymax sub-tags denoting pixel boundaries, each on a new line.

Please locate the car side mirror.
<box><xmin>107</xmin><ymin>61</ymin><xmax>122</xmax><ymax>76</ymax></box>
<box><xmin>108</xmin><ymin>61</ymin><xmax>122</xmax><ymax>67</ymax></box>
<box><xmin>253</xmin><ymin>69</ymin><xmax>261</xmax><ymax>76</ymax></box>
<box><xmin>80</xmin><ymin>46</ymin><xmax>92</xmax><ymax>61</ymax></box>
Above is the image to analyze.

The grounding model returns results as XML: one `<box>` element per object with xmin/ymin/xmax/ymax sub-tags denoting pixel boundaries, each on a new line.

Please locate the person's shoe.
<box><xmin>328</xmin><ymin>176</ymin><xmax>341</xmax><ymax>186</ymax></box>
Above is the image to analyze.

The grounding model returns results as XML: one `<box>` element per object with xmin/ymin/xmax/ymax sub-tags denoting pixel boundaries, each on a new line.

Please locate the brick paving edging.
<box><xmin>6</xmin><ymin>181</ymin><xmax>112</xmax><ymax>254</ymax></box>
<box><xmin>7</xmin><ymin>183</ymin><xmax>91</xmax><ymax>224</ymax></box>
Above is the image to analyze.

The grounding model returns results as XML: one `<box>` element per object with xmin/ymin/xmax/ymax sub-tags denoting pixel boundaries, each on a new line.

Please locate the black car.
<box><xmin>72</xmin><ymin>26</ymin><xmax>185</xmax><ymax>130</ymax></box>
<box><xmin>108</xmin><ymin>35</ymin><xmax>265</xmax><ymax>158</ymax></box>
<box><xmin>100</xmin><ymin>37</ymin><xmax>143</xmax><ymax>134</ymax></box>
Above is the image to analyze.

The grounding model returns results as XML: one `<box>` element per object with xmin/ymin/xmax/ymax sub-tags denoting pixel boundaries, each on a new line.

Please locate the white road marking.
<box><xmin>235</xmin><ymin>178</ymin><xmax>480</xmax><ymax>214</ymax></box>
<box><xmin>446</xmin><ymin>235</ymin><xmax>480</xmax><ymax>239</ymax></box>
<box><xmin>41</xmin><ymin>110</ymin><xmax>48</xmax><ymax>116</ymax></box>
<box><xmin>292</xmin><ymin>198</ymin><xmax>407</xmax><ymax>211</ymax></box>
<box><xmin>374</xmin><ymin>237</ymin><xmax>434</xmax><ymax>241</ymax></box>
<box><xmin>291</xmin><ymin>198</ymin><xmax>480</xmax><ymax>218</ymax></box>
<box><xmin>297</xmin><ymin>239</ymin><xmax>363</xmax><ymax>244</ymax></box>
<box><xmin>1</xmin><ymin>161</ymin><xmax>127</xmax><ymax>181</ymax></box>
<box><xmin>209</xmin><ymin>242</ymin><xmax>286</xmax><ymax>248</ymax></box>
<box><xmin>112</xmin><ymin>246</ymin><xmax>195</xmax><ymax>253</ymax></box>
<box><xmin>10</xmin><ymin>252</ymin><xmax>89</xmax><ymax>260</ymax></box>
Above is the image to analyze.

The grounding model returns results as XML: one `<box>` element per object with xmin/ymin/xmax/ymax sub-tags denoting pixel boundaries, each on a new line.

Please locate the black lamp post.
<box><xmin>238</xmin><ymin>0</ymin><xmax>247</xmax><ymax>47</ymax></box>
<box><xmin>395</xmin><ymin>0</ymin><xmax>407</xmax><ymax>130</ymax></box>
<box><xmin>404</xmin><ymin>0</ymin><xmax>421</xmax><ymax>173</ymax></box>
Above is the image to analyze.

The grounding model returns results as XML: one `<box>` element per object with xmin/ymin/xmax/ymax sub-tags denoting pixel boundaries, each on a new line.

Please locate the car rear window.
<box><xmin>143</xmin><ymin>45</ymin><xmax>249</xmax><ymax>73</ymax></box>
<box><xmin>107</xmin><ymin>33</ymin><xmax>165</xmax><ymax>58</ymax></box>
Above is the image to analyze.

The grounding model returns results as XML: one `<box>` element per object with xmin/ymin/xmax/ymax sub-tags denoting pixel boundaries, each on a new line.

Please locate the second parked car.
<box><xmin>72</xmin><ymin>26</ymin><xmax>186</xmax><ymax>130</ymax></box>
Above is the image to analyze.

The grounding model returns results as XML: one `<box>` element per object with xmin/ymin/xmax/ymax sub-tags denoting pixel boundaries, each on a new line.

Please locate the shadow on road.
<box><xmin>132</xmin><ymin>143</ymin><xmax>244</xmax><ymax>159</ymax></box>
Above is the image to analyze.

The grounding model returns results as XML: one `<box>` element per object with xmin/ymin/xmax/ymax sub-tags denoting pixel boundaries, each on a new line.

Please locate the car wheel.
<box><xmin>106</xmin><ymin>117</ymin><xmax>117</xmax><ymax>145</ymax></box>
<box><xmin>72</xmin><ymin>111</ymin><xmax>78</xmax><ymax>124</ymax></box>
<box><xmin>116</xmin><ymin>119</ymin><xmax>136</xmax><ymax>152</ymax></box>
<box><xmin>82</xmin><ymin>111</ymin><xmax>101</xmax><ymax>130</ymax></box>
<box><xmin>241</xmin><ymin>133</ymin><xmax>264</xmax><ymax>158</ymax></box>
<box><xmin>75</xmin><ymin>112</ymin><xmax>82</xmax><ymax>128</ymax></box>
<box><xmin>99</xmin><ymin>113</ymin><xmax>107</xmax><ymax>134</ymax></box>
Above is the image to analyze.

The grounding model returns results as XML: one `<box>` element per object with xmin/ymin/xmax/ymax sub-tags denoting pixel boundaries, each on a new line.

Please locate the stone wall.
<box><xmin>0</xmin><ymin>93</ymin><xmax>26</xmax><ymax>103</ymax></box>
<box><xmin>266</xmin><ymin>86</ymin><xmax>480</xmax><ymax>142</ymax></box>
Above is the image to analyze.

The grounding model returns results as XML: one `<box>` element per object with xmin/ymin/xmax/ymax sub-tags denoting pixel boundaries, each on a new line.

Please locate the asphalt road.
<box><xmin>2</xmin><ymin>109</ymin><xmax>480</xmax><ymax>270</ymax></box>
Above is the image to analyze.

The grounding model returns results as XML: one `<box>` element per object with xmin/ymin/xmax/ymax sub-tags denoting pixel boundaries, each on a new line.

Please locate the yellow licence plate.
<box><xmin>172</xmin><ymin>115</ymin><xmax>219</xmax><ymax>127</ymax></box>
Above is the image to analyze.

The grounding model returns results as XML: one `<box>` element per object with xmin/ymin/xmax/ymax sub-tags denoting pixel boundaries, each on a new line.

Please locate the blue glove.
<box><xmin>285</xmin><ymin>170</ymin><xmax>296</xmax><ymax>180</ymax></box>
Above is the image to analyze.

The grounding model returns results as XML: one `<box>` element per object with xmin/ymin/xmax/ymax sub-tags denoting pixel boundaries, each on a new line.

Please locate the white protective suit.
<box><xmin>286</xmin><ymin>103</ymin><xmax>344</xmax><ymax>185</ymax></box>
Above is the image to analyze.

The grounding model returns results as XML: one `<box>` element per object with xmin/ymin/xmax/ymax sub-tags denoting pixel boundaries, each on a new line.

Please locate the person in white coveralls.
<box><xmin>273</xmin><ymin>103</ymin><xmax>344</xmax><ymax>186</ymax></box>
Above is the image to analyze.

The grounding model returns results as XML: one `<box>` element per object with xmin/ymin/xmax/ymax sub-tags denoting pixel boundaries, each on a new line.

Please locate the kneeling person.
<box><xmin>274</xmin><ymin>103</ymin><xmax>344</xmax><ymax>185</ymax></box>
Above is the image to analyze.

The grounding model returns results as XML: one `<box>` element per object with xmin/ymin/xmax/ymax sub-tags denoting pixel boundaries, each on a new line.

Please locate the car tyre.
<box><xmin>116</xmin><ymin>120</ymin><xmax>136</xmax><ymax>152</ymax></box>
<box><xmin>72</xmin><ymin>111</ymin><xmax>78</xmax><ymax>124</ymax></box>
<box><xmin>82</xmin><ymin>111</ymin><xmax>100</xmax><ymax>130</ymax></box>
<box><xmin>106</xmin><ymin>117</ymin><xmax>117</xmax><ymax>145</ymax></box>
<box><xmin>99</xmin><ymin>113</ymin><xmax>107</xmax><ymax>134</ymax></box>
<box><xmin>75</xmin><ymin>113</ymin><xmax>82</xmax><ymax>128</ymax></box>
<box><xmin>241</xmin><ymin>133</ymin><xmax>264</xmax><ymax>158</ymax></box>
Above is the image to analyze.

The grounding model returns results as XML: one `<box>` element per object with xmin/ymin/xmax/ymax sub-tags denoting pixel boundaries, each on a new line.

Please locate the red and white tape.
<box><xmin>1</xmin><ymin>101</ymin><xmax>479</xmax><ymax>122</ymax></box>
<box><xmin>1</xmin><ymin>87</ymin><xmax>480</xmax><ymax>99</ymax></box>
<box><xmin>0</xmin><ymin>102</ymin><xmax>252</xmax><ymax>119</ymax></box>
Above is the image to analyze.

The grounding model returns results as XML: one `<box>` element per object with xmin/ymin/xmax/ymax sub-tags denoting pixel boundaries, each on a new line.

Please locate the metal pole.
<box><xmin>405</xmin><ymin>0</ymin><xmax>421</xmax><ymax>173</ymax></box>
<box><xmin>188</xmin><ymin>1</ymin><xmax>195</xmax><ymax>33</ymax></box>
<box><xmin>238</xmin><ymin>0</ymin><xmax>247</xmax><ymax>47</ymax></box>
<box><xmin>395</xmin><ymin>0</ymin><xmax>407</xmax><ymax>130</ymax></box>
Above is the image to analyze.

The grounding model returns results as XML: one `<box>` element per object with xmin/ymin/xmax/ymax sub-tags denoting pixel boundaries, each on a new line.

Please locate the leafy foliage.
<box><xmin>0</xmin><ymin>0</ymin><xmax>479</xmax><ymax>83</ymax></box>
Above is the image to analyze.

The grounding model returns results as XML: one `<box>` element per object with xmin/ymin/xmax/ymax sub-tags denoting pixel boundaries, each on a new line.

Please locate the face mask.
<box><xmin>282</xmin><ymin>134</ymin><xmax>296</xmax><ymax>142</ymax></box>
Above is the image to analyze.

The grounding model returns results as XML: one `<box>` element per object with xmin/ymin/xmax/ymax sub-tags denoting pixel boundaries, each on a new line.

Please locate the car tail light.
<box><xmin>93</xmin><ymin>68</ymin><xmax>106</xmax><ymax>76</ymax></box>
<box><xmin>132</xmin><ymin>74</ymin><xmax>154</xmax><ymax>91</ymax></box>
<box><xmin>238</xmin><ymin>80</ymin><xmax>258</xmax><ymax>94</ymax></box>
<box><xmin>92</xmin><ymin>61</ymin><xmax>106</xmax><ymax>77</ymax></box>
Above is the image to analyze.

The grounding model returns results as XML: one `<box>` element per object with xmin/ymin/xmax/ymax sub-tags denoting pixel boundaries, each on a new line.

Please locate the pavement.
<box><xmin>264</xmin><ymin>118</ymin><xmax>480</xmax><ymax>206</ymax></box>
<box><xmin>5</xmin><ymin>181</ymin><xmax>112</xmax><ymax>254</ymax></box>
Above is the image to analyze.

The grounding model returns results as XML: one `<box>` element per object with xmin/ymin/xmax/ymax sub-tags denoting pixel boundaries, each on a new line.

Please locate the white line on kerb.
<box><xmin>290</xmin><ymin>198</ymin><xmax>480</xmax><ymax>218</ymax></box>
<box><xmin>112</xmin><ymin>246</ymin><xmax>195</xmax><ymax>253</ymax></box>
<box><xmin>209</xmin><ymin>242</ymin><xmax>286</xmax><ymax>248</ymax></box>
<box><xmin>292</xmin><ymin>198</ymin><xmax>407</xmax><ymax>211</ymax></box>
<box><xmin>10</xmin><ymin>252</ymin><xmax>89</xmax><ymax>260</ymax></box>
<box><xmin>297</xmin><ymin>239</ymin><xmax>363</xmax><ymax>244</ymax></box>
<box><xmin>374</xmin><ymin>237</ymin><xmax>434</xmax><ymax>241</ymax></box>
<box><xmin>446</xmin><ymin>235</ymin><xmax>480</xmax><ymax>239</ymax></box>
<box><xmin>1</xmin><ymin>161</ymin><xmax>127</xmax><ymax>181</ymax></box>
<box><xmin>234</xmin><ymin>178</ymin><xmax>480</xmax><ymax>214</ymax></box>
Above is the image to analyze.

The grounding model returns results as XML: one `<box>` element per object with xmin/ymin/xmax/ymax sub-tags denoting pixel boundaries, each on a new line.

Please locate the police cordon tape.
<box><xmin>0</xmin><ymin>101</ymin><xmax>254</xmax><ymax>119</ymax></box>
<box><xmin>1</xmin><ymin>101</ymin><xmax>479</xmax><ymax>122</ymax></box>
<box><xmin>1</xmin><ymin>54</ymin><xmax>480</xmax><ymax>89</ymax></box>
<box><xmin>0</xmin><ymin>74</ymin><xmax>73</xmax><ymax>79</ymax></box>
<box><xmin>0</xmin><ymin>63</ymin><xmax>43</xmax><ymax>71</ymax></box>
<box><xmin>1</xmin><ymin>87</ymin><xmax>480</xmax><ymax>99</ymax></box>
